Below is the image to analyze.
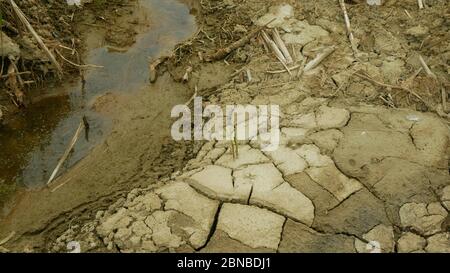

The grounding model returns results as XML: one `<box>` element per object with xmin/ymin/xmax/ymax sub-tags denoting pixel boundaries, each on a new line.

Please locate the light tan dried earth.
<box><xmin>49</xmin><ymin>95</ymin><xmax>449</xmax><ymax>252</ymax></box>
<box><xmin>48</xmin><ymin>1</ymin><xmax>450</xmax><ymax>253</ymax></box>
<box><xmin>4</xmin><ymin>0</ymin><xmax>450</xmax><ymax>253</ymax></box>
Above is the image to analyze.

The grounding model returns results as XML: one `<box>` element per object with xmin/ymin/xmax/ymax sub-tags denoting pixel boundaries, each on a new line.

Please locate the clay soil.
<box><xmin>0</xmin><ymin>0</ymin><xmax>449</xmax><ymax>252</ymax></box>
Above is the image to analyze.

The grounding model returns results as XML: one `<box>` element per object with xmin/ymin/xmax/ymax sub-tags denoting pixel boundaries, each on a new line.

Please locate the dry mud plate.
<box><xmin>51</xmin><ymin>101</ymin><xmax>450</xmax><ymax>253</ymax></box>
<box><xmin>0</xmin><ymin>0</ymin><xmax>449</xmax><ymax>253</ymax></box>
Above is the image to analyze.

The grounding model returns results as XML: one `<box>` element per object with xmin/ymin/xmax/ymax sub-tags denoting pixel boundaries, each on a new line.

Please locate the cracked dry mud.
<box><xmin>51</xmin><ymin>98</ymin><xmax>450</xmax><ymax>253</ymax></box>
<box><xmin>16</xmin><ymin>0</ymin><xmax>450</xmax><ymax>253</ymax></box>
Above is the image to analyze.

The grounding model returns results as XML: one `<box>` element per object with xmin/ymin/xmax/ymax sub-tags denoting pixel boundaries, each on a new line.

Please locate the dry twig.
<box><xmin>205</xmin><ymin>19</ymin><xmax>276</xmax><ymax>61</ymax></box>
<box><xmin>338</xmin><ymin>0</ymin><xmax>358</xmax><ymax>57</ymax></box>
<box><xmin>47</xmin><ymin>120</ymin><xmax>85</xmax><ymax>185</ymax></box>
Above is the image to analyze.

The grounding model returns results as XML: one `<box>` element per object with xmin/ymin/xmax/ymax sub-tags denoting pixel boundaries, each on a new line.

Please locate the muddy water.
<box><xmin>0</xmin><ymin>0</ymin><xmax>196</xmax><ymax>203</ymax></box>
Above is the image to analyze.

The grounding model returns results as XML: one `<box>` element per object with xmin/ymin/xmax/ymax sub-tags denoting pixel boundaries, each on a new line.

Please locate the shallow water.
<box><xmin>0</xmin><ymin>0</ymin><xmax>196</xmax><ymax>194</ymax></box>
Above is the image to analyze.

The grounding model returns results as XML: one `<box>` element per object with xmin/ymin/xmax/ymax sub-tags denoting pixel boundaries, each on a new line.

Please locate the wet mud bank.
<box><xmin>0</xmin><ymin>0</ymin><xmax>200</xmax><ymax>251</ymax></box>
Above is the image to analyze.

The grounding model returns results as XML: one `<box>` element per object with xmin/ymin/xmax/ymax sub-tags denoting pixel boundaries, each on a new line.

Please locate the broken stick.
<box><xmin>205</xmin><ymin>19</ymin><xmax>276</xmax><ymax>62</ymax></box>
<box><xmin>304</xmin><ymin>47</ymin><xmax>336</xmax><ymax>72</ymax></box>
<box><xmin>47</xmin><ymin>120</ymin><xmax>85</xmax><ymax>185</ymax></box>
<box><xmin>338</xmin><ymin>0</ymin><xmax>358</xmax><ymax>57</ymax></box>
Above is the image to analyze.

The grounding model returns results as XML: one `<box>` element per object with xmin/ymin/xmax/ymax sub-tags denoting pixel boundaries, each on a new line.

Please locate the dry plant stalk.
<box><xmin>418</xmin><ymin>0</ymin><xmax>424</xmax><ymax>9</ymax></box>
<box><xmin>47</xmin><ymin>120</ymin><xmax>85</xmax><ymax>185</ymax></box>
<box><xmin>304</xmin><ymin>47</ymin><xmax>336</xmax><ymax>72</ymax></box>
<box><xmin>418</xmin><ymin>55</ymin><xmax>436</xmax><ymax>78</ymax></box>
<box><xmin>55</xmin><ymin>48</ymin><xmax>103</xmax><ymax>69</ymax></box>
<box><xmin>266</xmin><ymin>46</ymin><xmax>334</xmax><ymax>75</ymax></box>
<box><xmin>338</xmin><ymin>0</ymin><xmax>358</xmax><ymax>57</ymax></box>
<box><xmin>206</xmin><ymin>19</ymin><xmax>276</xmax><ymax>61</ymax></box>
<box><xmin>182</xmin><ymin>66</ymin><xmax>193</xmax><ymax>83</ymax></box>
<box><xmin>272</xmin><ymin>28</ymin><xmax>293</xmax><ymax>64</ymax></box>
<box><xmin>354</xmin><ymin>71</ymin><xmax>427</xmax><ymax>106</ymax></box>
<box><xmin>8</xmin><ymin>0</ymin><xmax>63</xmax><ymax>78</ymax></box>
<box><xmin>261</xmin><ymin>30</ymin><xmax>287</xmax><ymax>64</ymax></box>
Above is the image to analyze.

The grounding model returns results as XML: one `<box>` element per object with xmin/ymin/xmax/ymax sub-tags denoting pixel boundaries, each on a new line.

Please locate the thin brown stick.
<box><xmin>205</xmin><ymin>18</ymin><xmax>276</xmax><ymax>61</ymax></box>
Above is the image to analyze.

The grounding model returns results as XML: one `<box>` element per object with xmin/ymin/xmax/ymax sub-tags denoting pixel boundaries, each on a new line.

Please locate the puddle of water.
<box><xmin>0</xmin><ymin>0</ymin><xmax>196</xmax><ymax>195</ymax></box>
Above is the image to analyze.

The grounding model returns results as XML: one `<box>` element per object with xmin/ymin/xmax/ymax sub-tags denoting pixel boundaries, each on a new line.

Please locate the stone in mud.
<box><xmin>397</xmin><ymin>232</ymin><xmax>427</xmax><ymax>253</ymax></box>
<box><xmin>156</xmin><ymin>182</ymin><xmax>220</xmax><ymax>248</ymax></box>
<box><xmin>279</xmin><ymin>220</ymin><xmax>355</xmax><ymax>253</ymax></box>
<box><xmin>215</xmin><ymin>145</ymin><xmax>270</xmax><ymax>169</ymax></box>
<box><xmin>354</xmin><ymin>224</ymin><xmax>395</xmax><ymax>253</ymax></box>
<box><xmin>399</xmin><ymin>202</ymin><xmax>447</xmax><ymax>236</ymax></box>
<box><xmin>216</xmin><ymin>204</ymin><xmax>285</xmax><ymax>250</ymax></box>
<box><xmin>425</xmin><ymin>233</ymin><xmax>450</xmax><ymax>253</ymax></box>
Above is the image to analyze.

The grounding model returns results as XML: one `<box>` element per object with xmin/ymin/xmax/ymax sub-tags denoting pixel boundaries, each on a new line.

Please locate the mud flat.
<box><xmin>1</xmin><ymin>0</ymin><xmax>449</xmax><ymax>253</ymax></box>
<box><xmin>0</xmin><ymin>0</ymin><xmax>199</xmax><ymax>251</ymax></box>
